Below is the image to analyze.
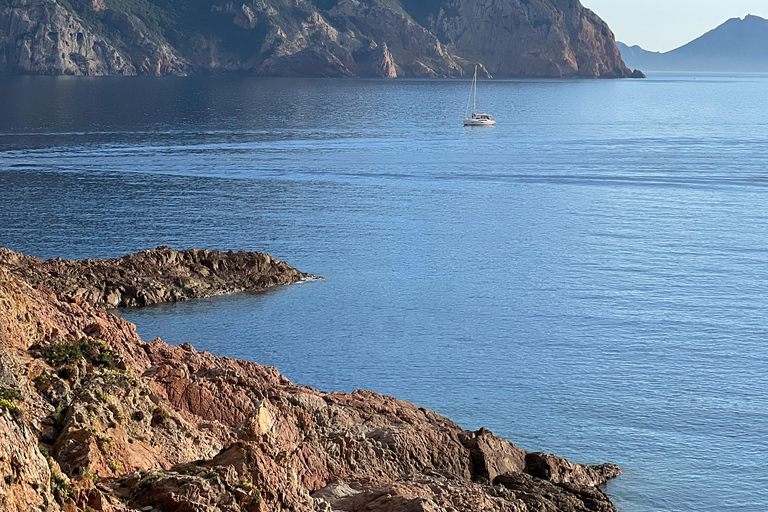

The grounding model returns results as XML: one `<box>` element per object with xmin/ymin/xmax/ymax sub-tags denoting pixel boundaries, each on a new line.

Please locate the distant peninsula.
<box><xmin>0</xmin><ymin>0</ymin><xmax>639</xmax><ymax>78</ymax></box>
<box><xmin>619</xmin><ymin>15</ymin><xmax>768</xmax><ymax>72</ymax></box>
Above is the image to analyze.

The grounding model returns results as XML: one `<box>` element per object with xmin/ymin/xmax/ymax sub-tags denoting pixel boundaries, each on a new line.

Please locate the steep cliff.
<box><xmin>0</xmin><ymin>0</ymin><xmax>633</xmax><ymax>77</ymax></box>
<box><xmin>425</xmin><ymin>0</ymin><xmax>631</xmax><ymax>77</ymax></box>
<box><xmin>0</xmin><ymin>249</ymin><xmax>622</xmax><ymax>512</ymax></box>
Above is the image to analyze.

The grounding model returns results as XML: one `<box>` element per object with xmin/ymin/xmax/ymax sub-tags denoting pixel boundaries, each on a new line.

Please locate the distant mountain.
<box><xmin>0</xmin><ymin>0</ymin><xmax>635</xmax><ymax>78</ymax></box>
<box><xmin>619</xmin><ymin>15</ymin><xmax>768</xmax><ymax>72</ymax></box>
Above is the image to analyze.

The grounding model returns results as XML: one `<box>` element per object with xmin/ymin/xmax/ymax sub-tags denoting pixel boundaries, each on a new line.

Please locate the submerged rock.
<box><xmin>0</xmin><ymin>256</ymin><xmax>622</xmax><ymax>512</ymax></box>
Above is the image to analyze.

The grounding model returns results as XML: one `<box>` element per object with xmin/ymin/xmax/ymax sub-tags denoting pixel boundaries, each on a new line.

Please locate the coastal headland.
<box><xmin>0</xmin><ymin>247</ymin><xmax>621</xmax><ymax>512</ymax></box>
<box><xmin>0</xmin><ymin>0</ymin><xmax>640</xmax><ymax>78</ymax></box>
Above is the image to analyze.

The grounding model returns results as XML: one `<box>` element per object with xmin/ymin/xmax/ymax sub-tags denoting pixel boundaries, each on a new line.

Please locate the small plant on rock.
<box><xmin>98</xmin><ymin>437</ymin><xmax>113</xmax><ymax>454</ymax></box>
<box><xmin>203</xmin><ymin>468</ymin><xmax>220</xmax><ymax>479</ymax></box>
<box><xmin>0</xmin><ymin>387</ymin><xmax>22</xmax><ymax>418</ymax></box>
<box><xmin>134</xmin><ymin>472</ymin><xmax>165</xmax><ymax>493</ymax></box>
<box><xmin>50</xmin><ymin>471</ymin><xmax>72</xmax><ymax>502</ymax></box>
<box><xmin>82</xmin><ymin>469</ymin><xmax>99</xmax><ymax>483</ymax></box>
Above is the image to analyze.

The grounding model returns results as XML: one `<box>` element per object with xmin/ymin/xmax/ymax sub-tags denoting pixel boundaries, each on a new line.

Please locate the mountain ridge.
<box><xmin>0</xmin><ymin>0</ymin><xmax>636</xmax><ymax>77</ymax></box>
<box><xmin>619</xmin><ymin>14</ymin><xmax>768</xmax><ymax>72</ymax></box>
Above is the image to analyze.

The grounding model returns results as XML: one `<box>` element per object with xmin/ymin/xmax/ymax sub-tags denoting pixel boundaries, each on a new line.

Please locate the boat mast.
<box><xmin>473</xmin><ymin>65</ymin><xmax>477</xmax><ymax>115</ymax></box>
<box><xmin>464</xmin><ymin>65</ymin><xmax>475</xmax><ymax>120</ymax></box>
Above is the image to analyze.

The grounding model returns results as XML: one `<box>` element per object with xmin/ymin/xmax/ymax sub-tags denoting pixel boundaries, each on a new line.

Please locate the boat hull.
<box><xmin>463</xmin><ymin>119</ymin><xmax>496</xmax><ymax>127</ymax></box>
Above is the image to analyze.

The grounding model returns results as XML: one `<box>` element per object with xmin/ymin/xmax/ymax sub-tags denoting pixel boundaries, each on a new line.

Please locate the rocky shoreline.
<box><xmin>0</xmin><ymin>0</ymin><xmax>640</xmax><ymax>79</ymax></box>
<box><xmin>0</xmin><ymin>248</ymin><xmax>622</xmax><ymax>512</ymax></box>
<box><xmin>0</xmin><ymin>246</ymin><xmax>312</xmax><ymax>308</ymax></box>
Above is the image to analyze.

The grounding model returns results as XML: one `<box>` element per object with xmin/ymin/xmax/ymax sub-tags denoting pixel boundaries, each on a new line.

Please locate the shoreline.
<box><xmin>0</xmin><ymin>248</ymin><xmax>622</xmax><ymax>512</ymax></box>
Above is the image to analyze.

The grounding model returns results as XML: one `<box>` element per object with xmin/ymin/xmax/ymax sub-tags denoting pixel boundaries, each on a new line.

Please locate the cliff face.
<box><xmin>0</xmin><ymin>0</ymin><xmax>133</xmax><ymax>75</ymax></box>
<box><xmin>0</xmin><ymin>248</ymin><xmax>622</xmax><ymax>512</ymax></box>
<box><xmin>0</xmin><ymin>0</ymin><xmax>633</xmax><ymax>77</ymax></box>
<box><xmin>427</xmin><ymin>0</ymin><xmax>631</xmax><ymax>77</ymax></box>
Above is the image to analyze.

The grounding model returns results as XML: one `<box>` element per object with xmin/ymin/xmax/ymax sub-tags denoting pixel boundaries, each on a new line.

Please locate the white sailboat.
<box><xmin>463</xmin><ymin>65</ymin><xmax>496</xmax><ymax>127</ymax></box>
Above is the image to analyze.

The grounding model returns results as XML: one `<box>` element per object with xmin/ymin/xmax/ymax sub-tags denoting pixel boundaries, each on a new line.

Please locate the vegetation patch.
<box><xmin>50</xmin><ymin>471</ymin><xmax>73</xmax><ymax>502</ymax></box>
<box><xmin>0</xmin><ymin>387</ymin><xmax>22</xmax><ymax>401</ymax></box>
<box><xmin>43</xmin><ymin>338</ymin><xmax>117</xmax><ymax>368</ymax></box>
<box><xmin>134</xmin><ymin>472</ymin><xmax>165</xmax><ymax>493</ymax></box>
<box><xmin>40</xmin><ymin>445</ymin><xmax>72</xmax><ymax>503</ymax></box>
<box><xmin>203</xmin><ymin>468</ymin><xmax>220</xmax><ymax>479</ymax></box>
<box><xmin>0</xmin><ymin>387</ymin><xmax>22</xmax><ymax>416</ymax></box>
<box><xmin>0</xmin><ymin>398</ymin><xmax>20</xmax><ymax>415</ymax></box>
<box><xmin>98</xmin><ymin>436</ymin><xmax>113</xmax><ymax>454</ymax></box>
<box><xmin>83</xmin><ymin>469</ymin><xmax>99</xmax><ymax>483</ymax></box>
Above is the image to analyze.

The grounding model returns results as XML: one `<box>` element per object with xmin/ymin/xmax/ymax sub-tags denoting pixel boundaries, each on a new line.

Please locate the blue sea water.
<box><xmin>1</xmin><ymin>73</ymin><xmax>767</xmax><ymax>512</ymax></box>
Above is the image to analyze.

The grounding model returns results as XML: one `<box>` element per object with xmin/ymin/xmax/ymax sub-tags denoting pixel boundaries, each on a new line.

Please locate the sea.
<box><xmin>1</xmin><ymin>72</ymin><xmax>767</xmax><ymax>512</ymax></box>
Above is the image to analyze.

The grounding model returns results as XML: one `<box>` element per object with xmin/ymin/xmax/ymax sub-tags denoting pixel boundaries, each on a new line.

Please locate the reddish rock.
<box><xmin>0</xmin><ymin>257</ymin><xmax>622</xmax><ymax>512</ymax></box>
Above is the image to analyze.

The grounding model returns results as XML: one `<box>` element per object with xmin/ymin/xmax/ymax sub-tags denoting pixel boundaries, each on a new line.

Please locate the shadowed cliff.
<box><xmin>0</xmin><ymin>0</ymin><xmax>634</xmax><ymax>77</ymax></box>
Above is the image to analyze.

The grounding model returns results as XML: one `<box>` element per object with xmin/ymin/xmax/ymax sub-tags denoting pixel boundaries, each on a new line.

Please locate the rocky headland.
<box><xmin>0</xmin><ymin>248</ymin><xmax>622</xmax><ymax>512</ymax></box>
<box><xmin>0</xmin><ymin>246</ymin><xmax>311</xmax><ymax>308</ymax></box>
<box><xmin>0</xmin><ymin>0</ymin><xmax>642</xmax><ymax>78</ymax></box>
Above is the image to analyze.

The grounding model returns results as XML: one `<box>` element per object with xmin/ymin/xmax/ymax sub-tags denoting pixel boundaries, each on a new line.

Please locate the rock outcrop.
<box><xmin>427</xmin><ymin>0</ymin><xmax>631</xmax><ymax>78</ymax></box>
<box><xmin>0</xmin><ymin>0</ymin><xmax>134</xmax><ymax>75</ymax></box>
<box><xmin>0</xmin><ymin>0</ymin><xmax>634</xmax><ymax>77</ymax></box>
<box><xmin>0</xmin><ymin>252</ymin><xmax>622</xmax><ymax>512</ymax></box>
<box><xmin>0</xmin><ymin>246</ymin><xmax>311</xmax><ymax>308</ymax></box>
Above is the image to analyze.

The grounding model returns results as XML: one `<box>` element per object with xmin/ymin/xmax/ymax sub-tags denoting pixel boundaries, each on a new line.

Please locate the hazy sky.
<box><xmin>582</xmin><ymin>0</ymin><xmax>768</xmax><ymax>52</ymax></box>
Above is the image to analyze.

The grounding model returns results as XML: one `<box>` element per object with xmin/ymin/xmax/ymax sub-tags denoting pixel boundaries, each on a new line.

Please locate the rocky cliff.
<box><xmin>0</xmin><ymin>248</ymin><xmax>622</xmax><ymax>511</ymax></box>
<box><xmin>0</xmin><ymin>0</ymin><xmax>635</xmax><ymax>77</ymax></box>
<box><xmin>0</xmin><ymin>246</ymin><xmax>311</xmax><ymax>308</ymax></box>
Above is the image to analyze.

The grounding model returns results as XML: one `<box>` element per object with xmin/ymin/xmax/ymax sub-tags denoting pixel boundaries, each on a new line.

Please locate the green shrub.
<box><xmin>0</xmin><ymin>387</ymin><xmax>21</xmax><ymax>416</ymax></box>
<box><xmin>98</xmin><ymin>437</ymin><xmax>113</xmax><ymax>454</ymax></box>
<box><xmin>0</xmin><ymin>387</ymin><xmax>21</xmax><ymax>401</ymax></box>
<box><xmin>203</xmin><ymin>468</ymin><xmax>220</xmax><ymax>479</ymax></box>
<box><xmin>0</xmin><ymin>398</ymin><xmax>20</xmax><ymax>414</ymax></box>
<box><xmin>50</xmin><ymin>472</ymin><xmax>72</xmax><ymax>502</ymax></box>
<box><xmin>106</xmin><ymin>458</ymin><xmax>121</xmax><ymax>472</ymax></box>
<box><xmin>44</xmin><ymin>338</ymin><xmax>117</xmax><ymax>368</ymax></box>
<box><xmin>45</xmin><ymin>342</ymin><xmax>84</xmax><ymax>366</ymax></box>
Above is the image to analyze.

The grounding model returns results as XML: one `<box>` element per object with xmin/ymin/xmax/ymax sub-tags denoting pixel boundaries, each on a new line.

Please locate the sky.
<box><xmin>582</xmin><ymin>0</ymin><xmax>768</xmax><ymax>52</ymax></box>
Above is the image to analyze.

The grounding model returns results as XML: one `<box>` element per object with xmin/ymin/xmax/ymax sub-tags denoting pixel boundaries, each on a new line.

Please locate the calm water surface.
<box><xmin>1</xmin><ymin>73</ymin><xmax>767</xmax><ymax>512</ymax></box>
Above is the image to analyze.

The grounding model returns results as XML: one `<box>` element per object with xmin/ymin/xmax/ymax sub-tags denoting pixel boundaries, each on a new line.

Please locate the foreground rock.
<box><xmin>0</xmin><ymin>246</ymin><xmax>310</xmax><ymax>308</ymax></box>
<box><xmin>1</xmin><ymin>0</ymin><xmax>633</xmax><ymax>78</ymax></box>
<box><xmin>0</xmin><ymin>258</ymin><xmax>621</xmax><ymax>512</ymax></box>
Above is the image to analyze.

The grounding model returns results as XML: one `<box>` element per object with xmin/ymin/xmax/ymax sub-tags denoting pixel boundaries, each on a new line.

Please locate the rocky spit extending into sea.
<box><xmin>0</xmin><ymin>247</ymin><xmax>621</xmax><ymax>512</ymax></box>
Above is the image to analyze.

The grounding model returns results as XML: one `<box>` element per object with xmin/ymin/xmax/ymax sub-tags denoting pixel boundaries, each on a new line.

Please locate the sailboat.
<box><xmin>463</xmin><ymin>65</ymin><xmax>496</xmax><ymax>127</ymax></box>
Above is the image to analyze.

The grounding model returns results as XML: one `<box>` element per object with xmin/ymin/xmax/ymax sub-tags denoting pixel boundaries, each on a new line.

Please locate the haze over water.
<box><xmin>1</xmin><ymin>73</ymin><xmax>767</xmax><ymax>512</ymax></box>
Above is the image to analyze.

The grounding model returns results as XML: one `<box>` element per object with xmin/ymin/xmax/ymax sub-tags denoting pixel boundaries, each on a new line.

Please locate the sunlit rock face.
<box><xmin>0</xmin><ymin>249</ymin><xmax>621</xmax><ymax>512</ymax></box>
